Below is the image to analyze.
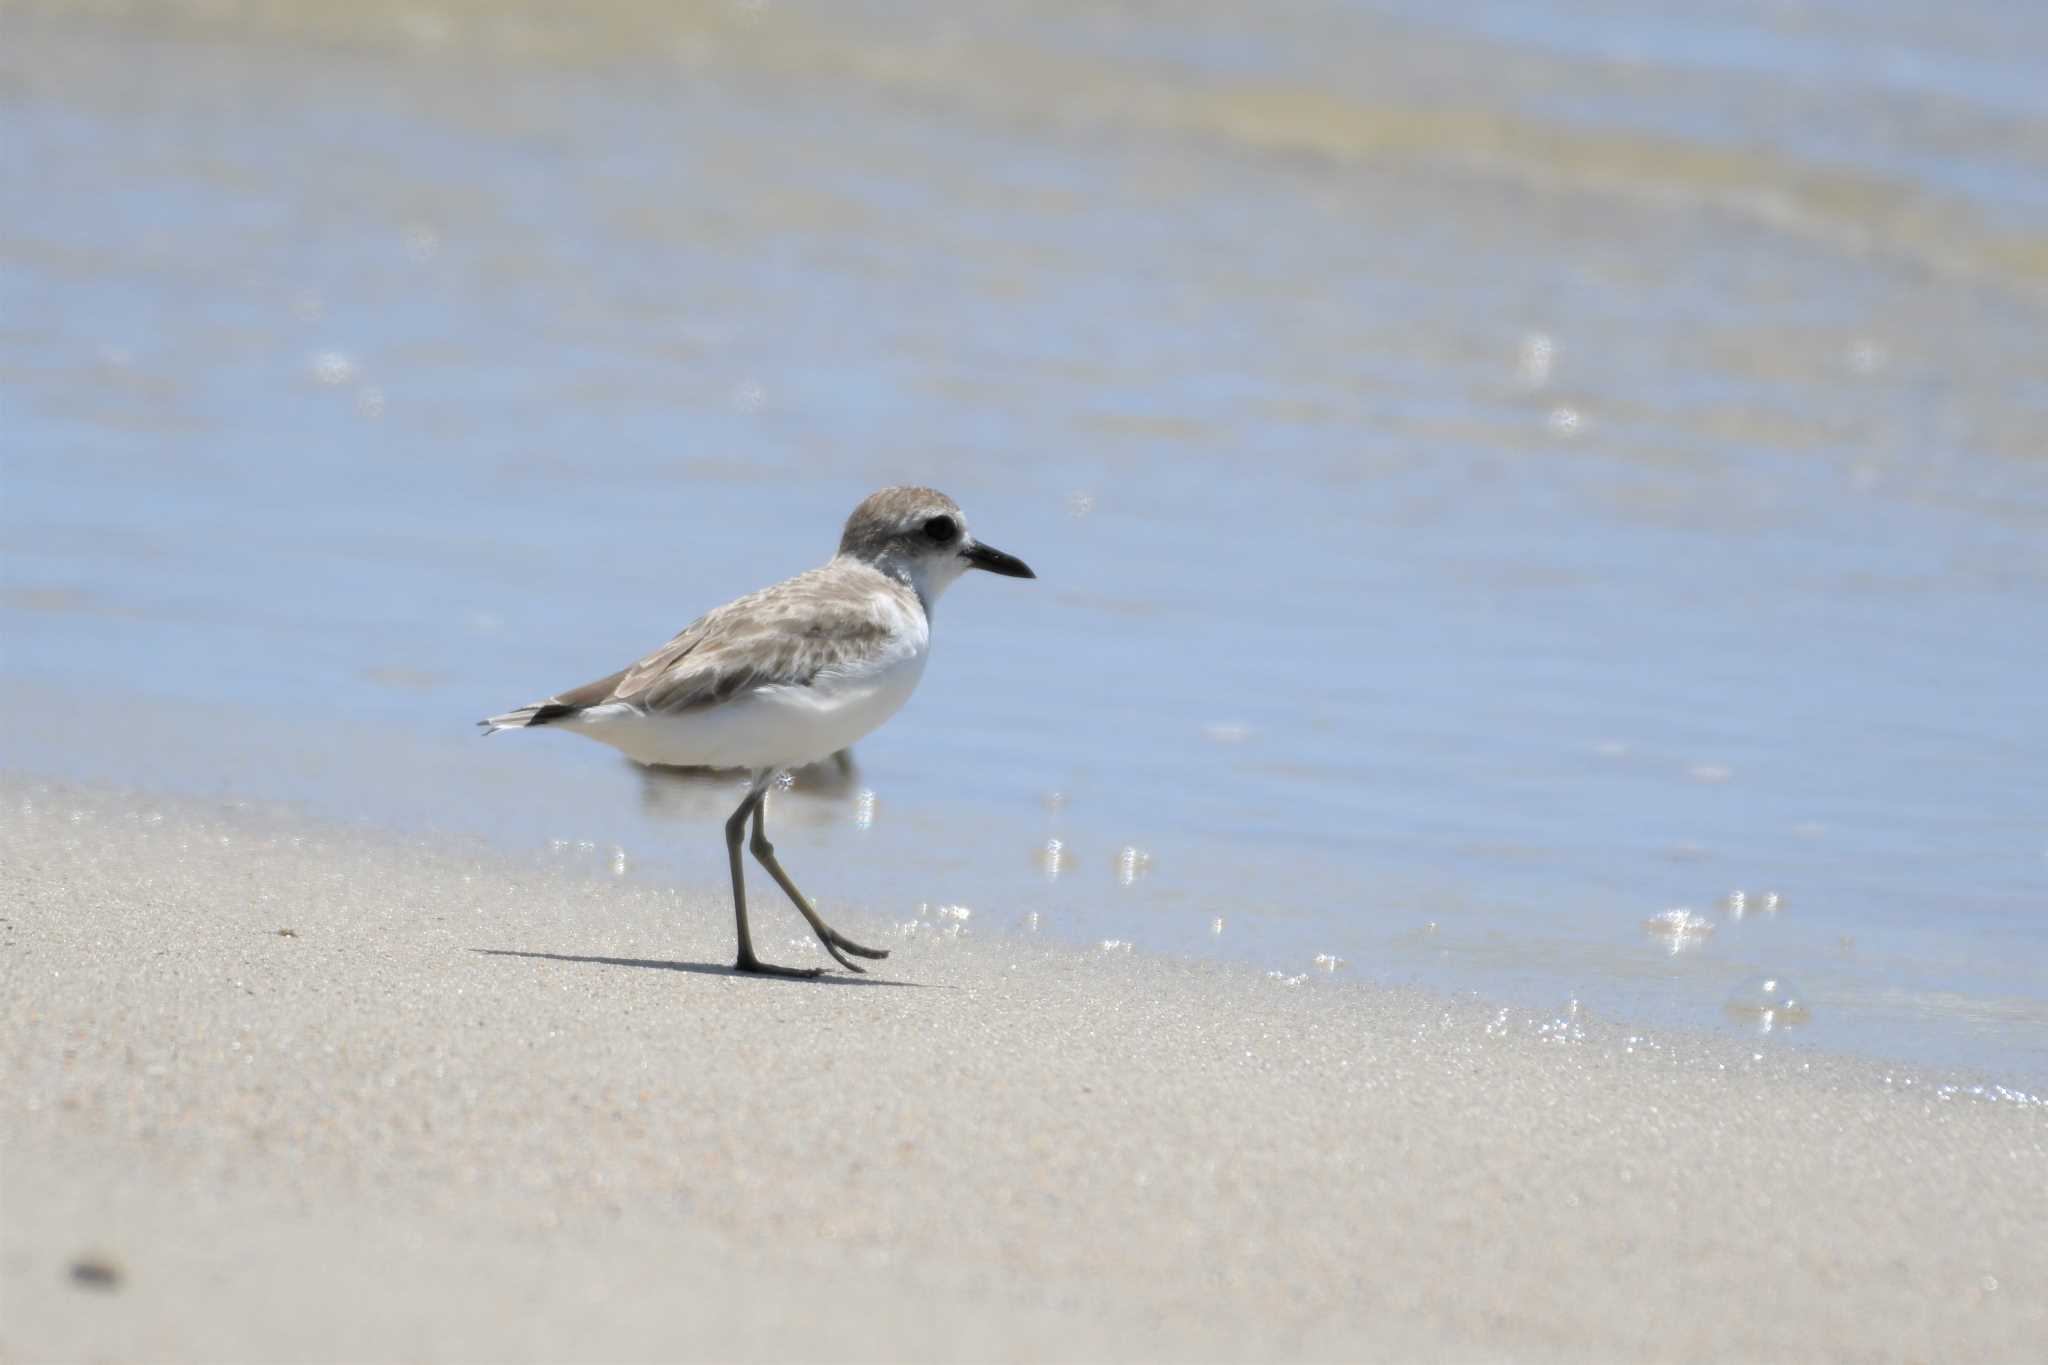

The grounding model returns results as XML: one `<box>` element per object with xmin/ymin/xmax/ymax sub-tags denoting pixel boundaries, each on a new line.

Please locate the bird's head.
<box><xmin>837</xmin><ymin>485</ymin><xmax>1035</xmax><ymax>607</ymax></box>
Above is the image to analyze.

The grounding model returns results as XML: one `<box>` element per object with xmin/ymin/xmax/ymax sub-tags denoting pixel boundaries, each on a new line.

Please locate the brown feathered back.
<box><xmin>528</xmin><ymin>560</ymin><xmax>919</xmax><ymax>720</ymax></box>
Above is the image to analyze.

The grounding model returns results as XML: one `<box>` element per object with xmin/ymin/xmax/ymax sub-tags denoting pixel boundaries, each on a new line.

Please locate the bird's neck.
<box><xmin>840</xmin><ymin>554</ymin><xmax>939</xmax><ymax>620</ymax></box>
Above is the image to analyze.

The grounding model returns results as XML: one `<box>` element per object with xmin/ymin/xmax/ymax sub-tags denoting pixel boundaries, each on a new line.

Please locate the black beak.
<box><xmin>962</xmin><ymin>541</ymin><xmax>1035</xmax><ymax>579</ymax></box>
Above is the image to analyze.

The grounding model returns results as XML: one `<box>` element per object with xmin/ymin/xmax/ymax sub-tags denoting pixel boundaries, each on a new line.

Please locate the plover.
<box><xmin>481</xmin><ymin>486</ymin><xmax>1035</xmax><ymax>977</ymax></box>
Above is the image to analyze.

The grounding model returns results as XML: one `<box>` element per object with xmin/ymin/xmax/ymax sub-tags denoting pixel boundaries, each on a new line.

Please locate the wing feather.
<box><xmin>604</xmin><ymin>564</ymin><xmax>909</xmax><ymax>714</ymax></box>
<box><xmin>485</xmin><ymin>563</ymin><xmax>920</xmax><ymax>733</ymax></box>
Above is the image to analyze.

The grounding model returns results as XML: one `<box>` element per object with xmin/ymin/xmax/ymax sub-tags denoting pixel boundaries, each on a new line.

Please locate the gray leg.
<box><xmin>725</xmin><ymin>773</ymin><xmax>822</xmax><ymax>979</ymax></box>
<box><xmin>750</xmin><ymin>795</ymin><xmax>890</xmax><ymax>974</ymax></box>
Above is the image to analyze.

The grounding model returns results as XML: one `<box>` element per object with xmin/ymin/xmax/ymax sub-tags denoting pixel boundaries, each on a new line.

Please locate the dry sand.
<box><xmin>3</xmin><ymin>778</ymin><xmax>2043</xmax><ymax>1363</ymax></box>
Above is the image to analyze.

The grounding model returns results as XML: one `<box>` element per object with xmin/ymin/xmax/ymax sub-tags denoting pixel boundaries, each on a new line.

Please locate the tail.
<box><xmin>478</xmin><ymin>701</ymin><xmax>581</xmax><ymax>736</ymax></box>
<box><xmin>480</xmin><ymin>669</ymin><xmax>624</xmax><ymax>736</ymax></box>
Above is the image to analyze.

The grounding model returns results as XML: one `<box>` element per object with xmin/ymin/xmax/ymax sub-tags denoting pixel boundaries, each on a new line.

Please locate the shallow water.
<box><xmin>5</xmin><ymin>0</ymin><xmax>2046</xmax><ymax>1078</ymax></box>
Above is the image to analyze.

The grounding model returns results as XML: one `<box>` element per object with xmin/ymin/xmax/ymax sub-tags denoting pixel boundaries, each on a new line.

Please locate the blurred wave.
<box><xmin>17</xmin><ymin>0</ymin><xmax>2048</xmax><ymax>296</ymax></box>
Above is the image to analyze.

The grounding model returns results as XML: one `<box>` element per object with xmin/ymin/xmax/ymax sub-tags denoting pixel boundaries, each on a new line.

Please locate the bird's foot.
<box><xmin>821</xmin><ymin>928</ymin><xmax>890</xmax><ymax>961</ymax></box>
<box><xmin>805</xmin><ymin>926</ymin><xmax>890</xmax><ymax>973</ymax></box>
<box><xmin>733</xmin><ymin>953</ymin><xmax>825</xmax><ymax>980</ymax></box>
<box><xmin>814</xmin><ymin>937</ymin><xmax>868</xmax><ymax>974</ymax></box>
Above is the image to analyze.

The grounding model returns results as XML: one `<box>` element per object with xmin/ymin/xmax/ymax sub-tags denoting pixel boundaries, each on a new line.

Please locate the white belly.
<box><xmin>566</xmin><ymin>644</ymin><xmax>928</xmax><ymax>772</ymax></box>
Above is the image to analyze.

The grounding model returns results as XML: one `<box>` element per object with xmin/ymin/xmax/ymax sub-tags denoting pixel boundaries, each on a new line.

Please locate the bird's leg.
<box><xmin>749</xmin><ymin>795</ymin><xmax>891</xmax><ymax>973</ymax></box>
<box><xmin>726</xmin><ymin>777</ymin><xmax>822</xmax><ymax>979</ymax></box>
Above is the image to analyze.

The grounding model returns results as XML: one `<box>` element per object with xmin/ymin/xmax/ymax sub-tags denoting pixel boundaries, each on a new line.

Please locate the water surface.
<box><xmin>5</xmin><ymin>0</ymin><xmax>2046</xmax><ymax>1078</ymax></box>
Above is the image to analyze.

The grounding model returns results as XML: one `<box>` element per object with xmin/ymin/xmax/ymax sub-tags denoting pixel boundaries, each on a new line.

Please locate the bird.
<box><xmin>480</xmin><ymin>486</ymin><xmax>1036</xmax><ymax>978</ymax></box>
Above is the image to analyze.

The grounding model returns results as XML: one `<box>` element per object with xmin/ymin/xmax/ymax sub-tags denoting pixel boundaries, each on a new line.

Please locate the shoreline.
<box><xmin>5</xmin><ymin>776</ymin><xmax>2045</xmax><ymax>1362</ymax></box>
<box><xmin>6</xmin><ymin>675</ymin><xmax>2044</xmax><ymax>1085</ymax></box>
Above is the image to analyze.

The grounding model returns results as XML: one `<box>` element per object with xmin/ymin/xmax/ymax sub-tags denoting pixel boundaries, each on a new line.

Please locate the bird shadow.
<box><xmin>471</xmin><ymin>947</ymin><xmax>931</xmax><ymax>988</ymax></box>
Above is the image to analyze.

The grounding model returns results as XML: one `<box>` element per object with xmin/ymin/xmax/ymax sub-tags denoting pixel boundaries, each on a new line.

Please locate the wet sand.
<box><xmin>3</xmin><ymin>778</ymin><xmax>2042</xmax><ymax>1363</ymax></box>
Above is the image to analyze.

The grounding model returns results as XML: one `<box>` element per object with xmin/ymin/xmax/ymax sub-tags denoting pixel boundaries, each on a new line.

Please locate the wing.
<box><xmin>602</xmin><ymin>566</ymin><xmax>909</xmax><ymax>714</ymax></box>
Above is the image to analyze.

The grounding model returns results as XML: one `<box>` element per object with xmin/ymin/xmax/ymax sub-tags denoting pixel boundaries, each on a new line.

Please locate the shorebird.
<box><xmin>481</xmin><ymin>486</ymin><xmax>1035</xmax><ymax>977</ymax></box>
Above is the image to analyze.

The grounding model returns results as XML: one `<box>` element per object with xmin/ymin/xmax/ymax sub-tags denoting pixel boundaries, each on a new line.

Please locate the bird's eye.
<box><xmin>923</xmin><ymin>515</ymin><xmax>958</xmax><ymax>543</ymax></box>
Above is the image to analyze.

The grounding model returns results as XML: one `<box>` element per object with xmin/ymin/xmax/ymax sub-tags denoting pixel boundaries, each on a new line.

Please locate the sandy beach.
<box><xmin>6</xmin><ymin>1</ymin><xmax>2048</xmax><ymax>1359</ymax></box>
<box><xmin>3</xmin><ymin>777</ymin><xmax>2041</xmax><ymax>1363</ymax></box>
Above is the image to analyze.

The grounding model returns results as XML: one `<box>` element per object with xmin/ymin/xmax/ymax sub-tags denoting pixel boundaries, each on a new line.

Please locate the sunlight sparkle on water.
<box><xmin>1721</xmin><ymin>890</ymin><xmax>1784</xmax><ymax>921</ymax></box>
<box><xmin>1516</xmin><ymin>331</ymin><xmax>1556</xmax><ymax>389</ymax></box>
<box><xmin>1725</xmin><ymin>976</ymin><xmax>1810</xmax><ymax>1032</ymax></box>
<box><xmin>1643</xmin><ymin>909</ymin><xmax>1714</xmax><ymax>953</ymax></box>
<box><xmin>307</xmin><ymin>351</ymin><xmax>358</xmax><ymax>385</ymax></box>
<box><xmin>1114</xmin><ymin>846</ymin><xmax>1153</xmax><ymax>886</ymax></box>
